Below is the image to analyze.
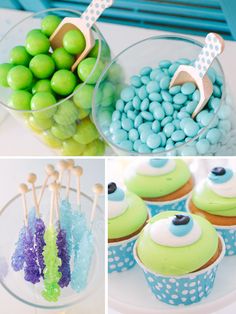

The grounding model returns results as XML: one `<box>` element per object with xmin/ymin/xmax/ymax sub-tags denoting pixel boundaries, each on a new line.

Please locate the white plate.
<box><xmin>109</xmin><ymin>256</ymin><xmax>236</xmax><ymax>314</ymax></box>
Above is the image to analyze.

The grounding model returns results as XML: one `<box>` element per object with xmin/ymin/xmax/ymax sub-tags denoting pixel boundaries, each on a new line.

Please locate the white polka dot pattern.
<box><xmin>194</xmin><ymin>33</ymin><xmax>224</xmax><ymax>79</ymax></box>
<box><xmin>108</xmin><ymin>238</ymin><xmax>137</xmax><ymax>273</ymax></box>
<box><xmin>146</xmin><ymin>197</ymin><xmax>187</xmax><ymax>217</ymax></box>
<box><xmin>143</xmin><ymin>265</ymin><xmax>218</xmax><ymax>305</ymax></box>
<box><xmin>82</xmin><ymin>0</ymin><xmax>114</xmax><ymax>29</ymax></box>
<box><xmin>216</xmin><ymin>227</ymin><xmax>236</xmax><ymax>256</ymax></box>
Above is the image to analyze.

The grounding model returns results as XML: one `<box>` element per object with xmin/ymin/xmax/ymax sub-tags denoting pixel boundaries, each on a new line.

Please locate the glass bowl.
<box><xmin>0</xmin><ymin>186</ymin><xmax>104</xmax><ymax>310</ymax></box>
<box><xmin>93</xmin><ymin>35</ymin><xmax>236</xmax><ymax>156</ymax></box>
<box><xmin>0</xmin><ymin>8</ymin><xmax>112</xmax><ymax>156</ymax></box>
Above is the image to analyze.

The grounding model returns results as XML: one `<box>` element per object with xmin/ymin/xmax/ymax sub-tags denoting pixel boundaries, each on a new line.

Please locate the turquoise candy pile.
<box><xmin>0</xmin><ymin>15</ymin><xmax>111</xmax><ymax>156</ymax></box>
<box><xmin>109</xmin><ymin>58</ymin><xmax>231</xmax><ymax>155</ymax></box>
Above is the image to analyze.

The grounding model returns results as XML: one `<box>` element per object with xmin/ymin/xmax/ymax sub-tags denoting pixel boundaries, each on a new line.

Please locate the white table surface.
<box><xmin>0</xmin><ymin>9</ymin><xmax>236</xmax><ymax>156</ymax></box>
<box><xmin>0</xmin><ymin>158</ymin><xmax>105</xmax><ymax>314</ymax></box>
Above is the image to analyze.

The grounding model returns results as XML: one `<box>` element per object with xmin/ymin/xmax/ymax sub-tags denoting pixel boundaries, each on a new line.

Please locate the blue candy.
<box><xmin>121</xmin><ymin>87</ymin><xmax>135</xmax><ymax>102</ymax></box>
<box><xmin>146</xmin><ymin>133</ymin><xmax>161</xmax><ymax>149</ymax></box>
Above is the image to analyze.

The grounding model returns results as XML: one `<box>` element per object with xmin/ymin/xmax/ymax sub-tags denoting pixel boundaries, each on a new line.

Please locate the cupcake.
<box><xmin>125</xmin><ymin>158</ymin><xmax>194</xmax><ymax>216</ymax></box>
<box><xmin>134</xmin><ymin>211</ymin><xmax>225</xmax><ymax>306</ymax></box>
<box><xmin>108</xmin><ymin>182</ymin><xmax>149</xmax><ymax>273</ymax></box>
<box><xmin>188</xmin><ymin>166</ymin><xmax>236</xmax><ymax>256</ymax></box>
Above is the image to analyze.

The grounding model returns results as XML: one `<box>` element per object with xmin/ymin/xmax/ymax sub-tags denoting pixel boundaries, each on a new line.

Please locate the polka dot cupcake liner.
<box><xmin>215</xmin><ymin>225</ymin><xmax>236</xmax><ymax>256</ymax></box>
<box><xmin>108</xmin><ymin>235</ymin><xmax>138</xmax><ymax>273</ymax></box>
<box><xmin>133</xmin><ymin>236</ymin><xmax>225</xmax><ymax>306</ymax></box>
<box><xmin>145</xmin><ymin>194</ymin><xmax>189</xmax><ymax>217</ymax></box>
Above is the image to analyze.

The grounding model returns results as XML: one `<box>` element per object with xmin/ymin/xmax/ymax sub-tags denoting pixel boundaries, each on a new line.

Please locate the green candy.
<box><xmin>51</xmin><ymin>69</ymin><xmax>77</xmax><ymax>96</ymax></box>
<box><xmin>88</xmin><ymin>39</ymin><xmax>111</xmax><ymax>61</ymax></box>
<box><xmin>42</xmin><ymin>226</ymin><xmax>61</xmax><ymax>302</ymax></box>
<box><xmin>52</xmin><ymin>47</ymin><xmax>75</xmax><ymax>70</ymax></box>
<box><xmin>63</xmin><ymin>29</ymin><xmax>86</xmax><ymax>55</ymax></box>
<box><xmin>7</xmin><ymin>65</ymin><xmax>33</xmax><ymax>90</ymax></box>
<box><xmin>9</xmin><ymin>90</ymin><xmax>32</xmax><ymax>110</ymax></box>
<box><xmin>32</xmin><ymin>79</ymin><xmax>53</xmax><ymax>94</ymax></box>
<box><xmin>26</xmin><ymin>30</ymin><xmax>50</xmax><ymax>56</ymax></box>
<box><xmin>73</xmin><ymin>117</ymin><xmax>98</xmax><ymax>144</ymax></box>
<box><xmin>82</xmin><ymin>139</ymin><xmax>105</xmax><ymax>156</ymax></box>
<box><xmin>0</xmin><ymin>63</ymin><xmax>14</xmax><ymax>87</ymax></box>
<box><xmin>77</xmin><ymin>57</ymin><xmax>105</xmax><ymax>84</ymax></box>
<box><xmin>29</xmin><ymin>54</ymin><xmax>55</xmax><ymax>79</ymax></box>
<box><xmin>73</xmin><ymin>83</ymin><xmax>94</xmax><ymax>109</ymax></box>
<box><xmin>51</xmin><ymin>122</ymin><xmax>77</xmax><ymax>140</ymax></box>
<box><xmin>10</xmin><ymin>45</ymin><xmax>31</xmax><ymax>66</ymax></box>
<box><xmin>31</xmin><ymin>92</ymin><xmax>57</xmax><ymax>119</ymax></box>
<box><xmin>28</xmin><ymin>115</ymin><xmax>53</xmax><ymax>131</ymax></box>
<box><xmin>54</xmin><ymin>100</ymin><xmax>79</xmax><ymax>125</ymax></box>
<box><xmin>61</xmin><ymin>138</ymin><xmax>86</xmax><ymax>156</ymax></box>
<box><xmin>42</xmin><ymin>130</ymin><xmax>62</xmax><ymax>148</ymax></box>
<box><xmin>41</xmin><ymin>15</ymin><xmax>61</xmax><ymax>37</ymax></box>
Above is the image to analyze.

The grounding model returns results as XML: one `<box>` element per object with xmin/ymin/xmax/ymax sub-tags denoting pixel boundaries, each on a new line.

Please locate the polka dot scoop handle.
<box><xmin>82</xmin><ymin>0</ymin><xmax>114</xmax><ymax>29</ymax></box>
<box><xmin>194</xmin><ymin>33</ymin><xmax>224</xmax><ymax>79</ymax></box>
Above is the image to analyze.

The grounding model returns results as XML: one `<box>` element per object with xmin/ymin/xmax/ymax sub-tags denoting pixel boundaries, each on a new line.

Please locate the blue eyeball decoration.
<box><xmin>108</xmin><ymin>182</ymin><xmax>128</xmax><ymax>219</ymax></box>
<box><xmin>149</xmin><ymin>159</ymin><xmax>168</xmax><ymax>168</ymax></box>
<box><xmin>169</xmin><ymin>215</ymin><xmax>193</xmax><ymax>237</ymax></box>
<box><xmin>208</xmin><ymin>167</ymin><xmax>233</xmax><ymax>184</ymax></box>
<box><xmin>149</xmin><ymin>214</ymin><xmax>201</xmax><ymax>247</ymax></box>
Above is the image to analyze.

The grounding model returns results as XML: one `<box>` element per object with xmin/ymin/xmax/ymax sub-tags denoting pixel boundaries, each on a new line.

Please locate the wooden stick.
<box><xmin>54</xmin><ymin>183</ymin><xmax>60</xmax><ymax>222</ymax></box>
<box><xmin>57</xmin><ymin>160</ymin><xmax>68</xmax><ymax>184</ymax></box>
<box><xmin>72</xmin><ymin>166</ymin><xmax>83</xmax><ymax>207</ymax></box>
<box><xmin>66</xmin><ymin>159</ymin><xmax>75</xmax><ymax>199</ymax></box>
<box><xmin>90</xmin><ymin>183</ymin><xmax>104</xmax><ymax>229</ymax></box>
<box><xmin>49</xmin><ymin>183</ymin><xmax>57</xmax><ymax>227</ymax></box>
<box><xmin>19</xmin><ymin>183</ymin><xmax>29</xmax><ymax>227</ymax></box>
<box><xmin>27</xmin><ymin>173</ymin><xmax>40</xmax><ymax>218</ymax></box>
<box><xmin>38</xmin><ymin>164</ymin><xmax>55</xmax><ymax>206</ymax></box>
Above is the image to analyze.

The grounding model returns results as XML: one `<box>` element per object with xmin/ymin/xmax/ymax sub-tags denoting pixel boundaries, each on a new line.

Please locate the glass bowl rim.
<box><xmin>0</xmin><ymin>8</ymin><xmax>105</xmax><ymax>114</ymax></box>
<box><xmin>92</xmin><ymin>34</ymin><xmax>226</xmax><ymax>156</ymax></box>
<box><xmin>0</xmin><ymin>185</ymin><xmax>103</xmax><ymax>310</ymax></box>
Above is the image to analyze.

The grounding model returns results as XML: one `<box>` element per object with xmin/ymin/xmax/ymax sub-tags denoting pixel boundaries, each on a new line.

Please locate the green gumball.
<box><xmin>26</xmin><ymin>30</ymin><xmax>50</xmax><ymax>56</ymax></box>
<box><xmin>0</xmin><ymin>63</ymin><xmax>14</xmax><ymax>87</ymax></box>
<box><xmin>42</xmin><ymin>130</ymin><xmax>62</xmax><ymax>148</ymax></box>
<box><xmin>32</xmin><ymin>79</ymin><xmax>53</xmax><ymax>94</ymax></box>
<box><xmin>41</xmin><ymin>15</ymin><xmax>61</xmax><ymax>37</ymax></box>
<box><xmin>51</xmin><ymin>69</ymin><xmax>77</xmax><ymax>96</ymax></box>
<box><xmin>31</xmin><ymin>92</ymin><xmax>57</xmax><ymax>119</ymax></box>
<box><xmin>29</xmin><ymin>54</ymin><xmax>55</xmax><ymax>79</ymax></box>
<box><xmin>77</xmin><ymin>57</ymin><xmax>105</xmax><ymax>84</ymax></box>
<box><xmin>63</xmin><ymin>29</ymin><xmax>86</xmax><ymax>55</ymax></box>
<box><xmin>54</xmin><ymin>100</ymin><xmax>79</xmax><ymax>125</ymax></box>
<box><xmin>88</xmin><ymin>39</ymin><xmax>111</xmax><ymax>61</ymax></box>
<box><xmin>9</xmin><ymin>90</ymin><xmax>32</xmax><ymax>110</ymax></box>
<box><xmin>73</xmin><ymin>83</ymin><xmax>94</xmax><ymax>109</ymax></box>
<box><xmin>7</xmin><ymin>65</ymin><xmax>33</xmax><ymax>90</ymax></box>
<box><xmin>73</xmin><ymin>117</ymin><xmax>98</xmax><ymax>144</ymax></box>
<box><xmin>61</xmin><ymin>138</ymin><xmax>85</xmax><ymax>156</ymax></box>
<box><xmin>10</xmin><ymin>46</ymin><xmax>31</xmax><ymax>66</ymax></box>
<box><xmin>51</xmin><ymin>122</ymin><xmax>77</xmax><ymax>140</ymax></box>
<box><xmin>52</xmin><ymin>47</ymin><xmax>75</xmax><ymax>70</ymax></box>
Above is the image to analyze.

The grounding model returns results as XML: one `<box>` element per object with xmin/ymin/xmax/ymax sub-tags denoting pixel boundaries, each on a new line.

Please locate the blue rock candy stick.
<box><xmin>35</xmin><ymin>218</ymin><xmax>46</xmax><ymax>276</ymax></box>
<box><xmin>11</xmin><ymin>225</ymin><xmax>26</xmax><ymax>271</ymax></box>
<box><xmin>71</xmin><ymin>230</ymin><xmax>94</xmax><ymax>293</ymax></box>
<box><xmin>28</xmin><ymin>207</ymin><xmax>36</xmax><ymax>233</ymax></box>
<box><xmin>23</xmin><ymin>228</ymin><xmax>40</xmax><ymax>284</ymax></box>
<box><xmin>57</xmin><ymin>227</ymin><xmax>71</xmax><ymax>288</ymax></box>
<box><xmin>60</xmin><ymin>199</ymin><xmax>73</xmax><ymax>256</ymax></box>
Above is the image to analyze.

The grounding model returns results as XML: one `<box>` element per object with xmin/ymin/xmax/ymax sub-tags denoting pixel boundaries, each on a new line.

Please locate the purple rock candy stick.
<box><xmin>57</xmin><ymin>227</ymin><xmax>71</xmax><ymax>288</ymax></box>
<box><xmin>24</xmin><ymin>228</ymin><xmax>40</xmax><ymax>284</ymax></box>
<box><xmin>11</xmin><ymin>226</ymin><xmax>26</xmax><ymax>272</ymax></box>
<box><xmin>35</xmin><ymin>218</ymin><xmax>46</xmax><ymax>276</ymax></box>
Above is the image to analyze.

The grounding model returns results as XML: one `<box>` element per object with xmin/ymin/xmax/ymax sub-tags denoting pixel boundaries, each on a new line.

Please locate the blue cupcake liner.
<box><xmin>108</xmin><ymin>235</ymin><xmax>138</xmax><ymax>273</ymax></box>
<box><xmin>145</xmin><ymin>194</ymin><xmax>189</xmax><ymax>217</ymax></box>
<box><xmin>133</xmin><ymin>236</ymin><xmax>225</xmax><ymax>306</ymax></box>
<box><xmin>215</xmin><ymin>226</ymin><xmax>236</xmax><ymax>256</ymax></box>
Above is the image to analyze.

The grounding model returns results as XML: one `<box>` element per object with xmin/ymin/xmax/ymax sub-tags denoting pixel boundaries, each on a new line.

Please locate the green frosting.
<box><xmin>192</xmin><ymin>182</ymin><xmax>236</xmax><ymax>216</ymax></box>
<box><xmin>124</xmin><ymin>160</ymin><xmax>191</xmax><ymax>198</ymax></box>
<box><xmin>136</xmin><ymin>211</ymin><xmax>218</xmax><ymax>275</ymax></box>
<box><xmin>108</xmin><ymin>191</ymin><xmax>148</xmax><ymax>240</ymax></box>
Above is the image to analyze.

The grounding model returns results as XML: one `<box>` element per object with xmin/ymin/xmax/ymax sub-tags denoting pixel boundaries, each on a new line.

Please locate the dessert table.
<box><xmin>0</xmin><ymin>8</ymin><xmax>236</xmax><ymax>156</ymax></box>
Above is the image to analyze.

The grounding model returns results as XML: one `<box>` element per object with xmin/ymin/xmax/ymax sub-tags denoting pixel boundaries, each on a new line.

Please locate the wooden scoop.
<box><xmin>169</xmin><ymin>33</ymin><xmax>224</xmax><ymax>118</ymax></box>
<box><xmin>50</xmin><ymin>0</ymin><xmax>114</xmax><ymax>72</ymax></box>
